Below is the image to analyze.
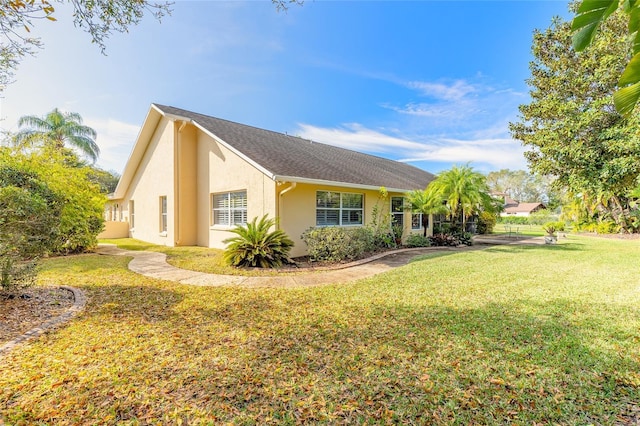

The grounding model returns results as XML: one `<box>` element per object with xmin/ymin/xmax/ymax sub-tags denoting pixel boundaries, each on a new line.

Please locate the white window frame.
<box><xmin>316</xmin><ymin>191</ymin><xmax>364</xmax><ymax>227</ymax></box>
<box><xmin>129</xmin><ymin>200</ymin><xmax>135</xmax><ymax>229</ymax></box>
<box><xmin>391</xmin><ymin>196</ymin><xmax>404</xmax><ymax>227</ymax></box>
<box><xmin>159</xmin><ymin>196</ymin><xmax>167</xmax><ymax>234</ymax></box>
<box><xmin>212</xmin><ymin>191</ymin><xmax>247</xmax><ymax>227</ymax></box>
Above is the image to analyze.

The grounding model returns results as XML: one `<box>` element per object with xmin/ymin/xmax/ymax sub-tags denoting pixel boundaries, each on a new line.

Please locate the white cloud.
<box><xmin>84</xmin><ymin>118</ymin><xmax>140</xmax><ymax>173</ymax></box>
<box><xmin>407</xmin><ymin>79</ymin><xmax>476</xmax><ymax>101</ymax></box>
<box><xmin>294</xmin><ymin>122</ymin><xmax>527</xmax><ymax>171</ymax></box>
<box><xmin>385</xmin><ymin>101</ymin><xmax>481</xmax><ymax>119</ymax></box>
<box><xmin>295</xmin><ymin>122</ymin><xmax>426</xmax><ymax>153</ymax></box>
<box><xmin>398</xmin><ymin>138</ymin><xmax>527</xmax><ymax>170</ymax></box>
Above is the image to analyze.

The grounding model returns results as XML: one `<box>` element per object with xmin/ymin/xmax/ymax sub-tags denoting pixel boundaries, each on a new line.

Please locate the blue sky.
<box><xmin>0</xmin><ymin>1</ymin><xmax>570</xmax><ymax>175</ymax></box>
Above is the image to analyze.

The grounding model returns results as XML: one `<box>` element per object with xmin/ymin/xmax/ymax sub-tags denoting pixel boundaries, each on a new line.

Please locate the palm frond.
<box><xmin>15</xmin><ymin>109</ymin><xmax>100</xmax><ymax>163</ymax></box>
<box><xmin>223</xmin><ymin>215</ymin><xmax>294</xmax><ymax>268</ymax></box>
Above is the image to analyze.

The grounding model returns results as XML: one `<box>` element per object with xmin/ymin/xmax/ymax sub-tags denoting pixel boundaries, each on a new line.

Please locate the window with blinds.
<box><xmin>159</xmin><ymin>196</ymin><xmax>167</xmax><ymax>232</ymax></box>
<box><xmin>212</xmin><ymin>191</ymin><xmax>247</xmax><ymax>227</ymax></box>
<box><xmin>129</xmin><ymin>200</ymin><xmax>135</xmax><ymax>229</ymax></box>
<box><xmin>316</xmin><ymin>191</ymin><xmax>363</xmax><ymax>226</ymax></box>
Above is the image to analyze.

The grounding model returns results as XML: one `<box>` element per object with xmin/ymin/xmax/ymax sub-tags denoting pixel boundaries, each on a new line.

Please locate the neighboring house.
<box><xmin>101</xmin><ymin>104</ymin><xmax>436</xmax><ymax>257</ymax></box>
<box><xmin>500</xmin><ymin>195</ymin><xmax>546</xmax><ymax>217</ymax></box>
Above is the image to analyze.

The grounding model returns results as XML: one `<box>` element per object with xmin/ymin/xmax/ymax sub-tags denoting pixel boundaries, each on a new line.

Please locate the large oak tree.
<box><xmin>510</xmin><ymin>10</ymin><xmax>640</xmax><ymax>232</ymax></box>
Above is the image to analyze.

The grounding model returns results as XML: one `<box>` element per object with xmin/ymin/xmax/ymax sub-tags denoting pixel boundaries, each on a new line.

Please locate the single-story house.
<box><xmin>102</xmin><ymin>104</ymin><xmax>436</xmax><ymax>257</ymax></box>
<box><xmin>500</xmin><ymin>195</ymin><xmax>546</xmax><ymax>217</ymax></box>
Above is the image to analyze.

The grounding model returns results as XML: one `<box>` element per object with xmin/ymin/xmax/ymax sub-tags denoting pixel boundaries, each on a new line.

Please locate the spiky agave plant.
<box><xmin>223</xmin><ymin>215</ymin><xmax>294</xmax><ymax>268</ymax></box>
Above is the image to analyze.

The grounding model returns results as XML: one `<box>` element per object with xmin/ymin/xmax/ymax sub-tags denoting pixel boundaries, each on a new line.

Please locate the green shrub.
<box><xmin>371</xmin><ymin>230</ymin><xmax>395</xmax><ymax>249</ymax></box>
<box><xmin>429</xmin><ymin>233</ymin><xmax>458</xmax><ymax>247</ymax></box>
<box><xmin>476</xmin><ymin>211</ymin><xmax>497</xmax><ymax>234</ymax></box>
<box><xmin>528</xmin><ymin>210</ymin><xmax>556</xmax><ymax>225</ymax></box>
<box><xmin>391</xmin><ymin>223</ymin><xmax>404</xmax><ymax>246</ymax></box>
<box><xmin>498</xmin><ymin>216</ymin><xmax>528</xmax><ymax>225</ymax></box>
<box><xmin>223</xmin><ymin>215</ymin><xmax>294</xmax><ymax>268</ymax></box>
<box><xmin>301</xmin><ymin>226</ymin><xmax>375</xmax><ymax>262</ymax></box>
<box><xmin>542</xmin><ymin>221</ymin><xmax>558</xmax><ymax>235</ymax></box>
<box><xmin>596</xmin><ymin>221</ymin><xmax>619</xmax><ymax>234</ymax></box>
<box><xmin>0</xmin><ymin>148</ymin><xmax>106</xmax><ymax>256</ymax></box>
<box><xmin>0</xmin><ymin>163</ymin><xmax>63</xmax><ymax>294</ymax></box>
<box><xmin>429</xmin><ymin>231</ymin><xmax>473</xmax><ymax>247</ymax></box>
<box><xmin>1</xmin><ymin>255</ymin><xmax>37</xmax><ymax>295</ymax></box>
<box><xmin>456</xmin><ymin>231</ymin><xmax>474</xmax><ymax>246</ymax></box>
<box><xmin>405</xmin><ymin>234</ymin><xmax>431</xmax><ymax>248</ymax></box>
<box><xmin>575</xmin><ymin>222</ymin><xmax>597</xmax><ymax>233</ymax></box>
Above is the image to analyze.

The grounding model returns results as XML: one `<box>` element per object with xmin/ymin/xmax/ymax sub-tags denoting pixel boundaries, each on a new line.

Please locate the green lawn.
<box><xmin>492</xmin><ymin>223</ymin><xmax>548</xmax><ymax>237</ymax></box>
<box><xmin>99</xmin><ymin>238</ymin><xmax>303</xmax><ymax>276</ymax></box>
<box><xmin>1</xmin><ymin>236</ymin><xmax>639</xmax><ymax>424</ymax></box>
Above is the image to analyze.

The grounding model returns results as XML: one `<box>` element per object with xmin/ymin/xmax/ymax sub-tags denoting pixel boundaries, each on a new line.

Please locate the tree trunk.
<box><xmin>611</xmin><ymin>195</ymin><xmax>630</xmax><ymax>233</ymax></box>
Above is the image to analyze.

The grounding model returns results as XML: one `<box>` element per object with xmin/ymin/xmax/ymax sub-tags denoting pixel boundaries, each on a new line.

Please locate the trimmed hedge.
<box><xmin>301</xmin><ymin>227</ymin><xmax>376</xmax><ymax>263</ymax></box>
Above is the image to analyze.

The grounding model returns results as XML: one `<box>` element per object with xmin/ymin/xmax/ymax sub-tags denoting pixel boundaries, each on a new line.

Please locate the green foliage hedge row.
<box><xmin>405</xmin><ymin>234</ymin><xmax>431</xmax><ymax>248</ymax></box>
<box><xmin>301</xmin><ymin>227</ymin><xmax>377</xmax><ymax>263</ymax></box>
<box><xmin>575</xmin><ymin>221</ymin><xmax>620</xmax><ymax>234</ymax></box>
<box><xmin>497</xmin><ymin>216</ymin><xmax>529</xmax><ymax>225</ymax></box>
<box><xmin>0</xmin><ymin>148</ymin><xmax>106</xmax><ymax>292</ymax></box>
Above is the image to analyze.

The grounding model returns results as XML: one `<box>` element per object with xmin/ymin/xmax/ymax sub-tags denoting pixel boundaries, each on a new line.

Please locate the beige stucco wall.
<box><xmin>97</xmin><ymin>220</ymin><xmax>130</xmax><ymax>239</ymax></box>
<box><xmin>119</xmin><ymin>117</ymin><xmax>177</xmax><ymax>246</ymax></box>
<box><xmin>278</xmin><ymin>183</ymin><xmax>431</xmax><ymax>258</ymax></box>
<box><xmin>176</xmin><ymin>124</ymin><xmax>198</xmax><ymax>246</ymax></box>
<box><xmin>195</xmin><ymin>130</ymin><xmax>278</xmax><ymax>250</ymax></box>
<box><xmin>106</xmin><ymin>114</ymin><xmax>431</xmax><ymax>258</ymax></box>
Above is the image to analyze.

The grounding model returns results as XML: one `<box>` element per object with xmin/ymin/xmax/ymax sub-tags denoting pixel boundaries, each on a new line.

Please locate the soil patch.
<box><xmin>0</xmin><ymin>286</ymin><xmax>74</xmax><ymax>346</ymax></box>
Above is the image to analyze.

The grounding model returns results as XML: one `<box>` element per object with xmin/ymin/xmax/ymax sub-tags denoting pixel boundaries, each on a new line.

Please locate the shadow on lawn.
<box><xmin>174</xmin><ymin>292</ymin><xmax>639</xmax><ymax>423</ymax></box>
<box><xmin>12</xmin><ymin>254</ymin><xmax>635</xmax><ymax>423</ymax></box>
<box><xmin>4</xmin><ymin>281</ymin><xmax>637</xmax><ymax>424</ymax></box>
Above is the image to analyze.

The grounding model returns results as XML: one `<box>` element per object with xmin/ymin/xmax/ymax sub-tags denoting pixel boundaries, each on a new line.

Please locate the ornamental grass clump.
<box><xmin>223</xmin><ymin>215</ymin><xmax>294</xmax><ymax>268</ymax></box>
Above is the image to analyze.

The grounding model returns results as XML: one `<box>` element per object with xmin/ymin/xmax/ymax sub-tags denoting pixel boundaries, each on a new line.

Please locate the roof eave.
<box><xmin>273</xmin><ymin>175</ymin><xmax>417</xmax><ymax>193</ymax></box>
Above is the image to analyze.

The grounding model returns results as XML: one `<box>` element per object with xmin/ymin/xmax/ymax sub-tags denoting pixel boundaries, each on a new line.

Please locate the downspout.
<box><xmin>175</xmin><ymin>121</ymin><xmax>187</xmax><ymax>245</ymax></box>
<box><xmin>277</xmin><ymin>182</ymin><xmax>297</xmax><ymax>230</ymax></box>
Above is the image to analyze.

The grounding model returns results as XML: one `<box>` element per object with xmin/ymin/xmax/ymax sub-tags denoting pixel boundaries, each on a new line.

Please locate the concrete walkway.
<box><xmin>96</xmin><ymin>235</ymin><xmax>546</xmax><ymax>288</ymax></box>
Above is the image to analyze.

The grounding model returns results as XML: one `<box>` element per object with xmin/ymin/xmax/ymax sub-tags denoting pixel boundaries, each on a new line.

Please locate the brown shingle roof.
<box><xmin>503</xmin><ymin>202</ymin><xmax>545</xmax><ymax>214</ymax></box>
<box><xmin>154</xmin><ymin>104</ymin><xmax>435</xmax><ymax>191</ymax></box>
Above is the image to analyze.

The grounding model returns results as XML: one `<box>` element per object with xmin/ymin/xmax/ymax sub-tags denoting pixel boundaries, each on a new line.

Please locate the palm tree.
<box><xmin>406</xmin><ymin>188</ymin><xmax>448</xmax><ymax>236</ymax></box>
<box><xmin>14</xmin><ymin>108</ymin><xmax>100</xmax><ymax>163</ymax></box>
<box><xmin>426</xmin><ymin>164</ymin><xmax>495</xmax><ymax>231</ymax></box>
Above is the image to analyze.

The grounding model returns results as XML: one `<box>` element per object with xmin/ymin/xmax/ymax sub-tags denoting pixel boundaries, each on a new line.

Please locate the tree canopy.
<box><xmin>405</xmin><ymin>188</ymin><xmax>448</xmax><ymax>236</ymax></box>
<box><xmin>425</xmin><ymin>164</ymin><xmax>495</xmax><ymax>230</ymax></box>
<box><xmin>0</xmin><ymin>0</ymin><xmax>171</xmax><ymax>91</ymax></box>
<box><xmin>511</xmin><ymin>10</ymin><xmax>640</xmax><ymax>232</ymax></box>
<box><xmin>14</xmin><ymin>108</ymin><xmax>100</xmax><ymax>163</ymax></box>
<box><xmin>0</xmin><ymin>144</ymin><xmax>106</xmax><ymax>291</ymax></box>
<box><xmin>485</xmin><ymin>169</ymin><xmax>562</xmax><ymax>209</ymax></box>
<box><xmin>572</xmin><ymin>0</ymin><xmax>640</xmax><ymax>116</ymax></box>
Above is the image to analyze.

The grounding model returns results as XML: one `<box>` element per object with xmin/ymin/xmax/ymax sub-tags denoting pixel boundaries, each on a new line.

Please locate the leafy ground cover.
<box><xmin>1</xmin><ymin>236</ymin><xmax>639</xmax><ymax>424</ymax></box>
